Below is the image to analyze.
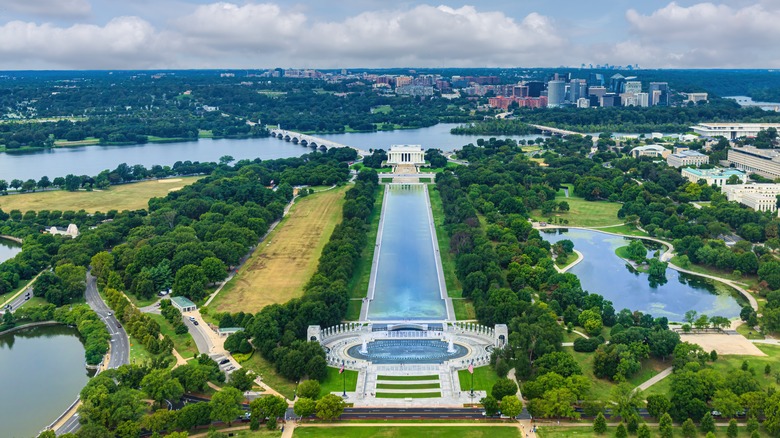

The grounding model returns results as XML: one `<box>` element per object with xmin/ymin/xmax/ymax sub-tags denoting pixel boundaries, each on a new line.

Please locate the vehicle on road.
<box><xmin>219</xmin><ymin>359</ymin><xmax>230</xmax><ymax>365</ymax></box>
<box><xmin>192</xmin><ymin>321</ymin><xmax>199</xmax><ymax>325</ymax></box>
<box><xmin>107</xmin><ymin>312</ymin><xmax>112</xmax><ymax>316</ymax></box>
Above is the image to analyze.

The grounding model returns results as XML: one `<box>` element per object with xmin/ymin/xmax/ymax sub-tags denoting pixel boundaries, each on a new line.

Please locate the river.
<box><xmin>0</xmin><ymin>238</ymin><xmax>21</xmax><ymax>263</ymax></box>
<box><xmin>0</xmin><ymin>325</ymin><xmax>90</xmax><ymax>438</ymax></box>
<box><xmin>0</xmin><ymin>124</ymin><xmax>548</xmax><ymax>182</ymax></box>
<box><xmin>542</xmin><ymin>229</ymin><xmax>743</xmax><ymax>321</ymax></box>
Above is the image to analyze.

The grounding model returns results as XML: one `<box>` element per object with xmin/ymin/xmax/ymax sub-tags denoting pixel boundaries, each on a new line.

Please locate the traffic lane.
<box><xmin>185</xmin><ymin>317</ymin><xmax>211</xmax><ymax>353</ymax></box>
<box><xmin>85</xmin><ymin>273</ymin><xmax>129</xmax><ymax>368</ymax></box>
<box><xmin>3</xmin><ymin>287</ymin><xmax>33</xmax><ymax>312</ymax></box>
<box><xmin>56</xmin><ymin>413</ymin><xmax>80</xmax><ymax>435</ymax></box>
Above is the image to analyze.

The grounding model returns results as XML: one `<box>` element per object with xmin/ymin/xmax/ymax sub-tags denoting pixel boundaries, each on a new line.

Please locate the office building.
<box><xmin>600</xmin><ymin>93</ymin><xmax>619</xmax><ymax>107</ymax></box>
<box><xmin>577</xmin><ymin>97</ymin><xmax>591</xmax><ymax>108</ymax></box>
<box><xmin>547</xmin><ymin>80</ymin><xmax>565</xmax><ymax>107</ymax></box>
<box><xmin>727</xmin><ymin>145</ymin><xmax>780</xmax><ymax>179</ymax></box>
<box><xmin>649</xmin><ymin>82</ymin><xmax>669</xmax><ymax>106</ymax></box>
<box><xmin>686</xmin><ymin>92</ymin><xmax>708</xmax><ymax>104</ymax></box>
<box><xmin>624</xmin><ymin>81</ymin><xmax>642</xmax><ymax>95</ymax></box>
<box><xmin>667</xmin><ymin>150</ymin><xmax>709</xmax><ymax>168</ymax></box>
<box><xmin>692</xmin><ymin>123</ymin><xmax>780</xmax><ymax>140</ymax></box>
<box><xmin>630</xmin><ymin>145</ymin><xmax>669</xmax><ymax>159</ymax></box>
<box><xmin>681</xmin><ymin>167</ymin><xmax>747</xmax><ymax>186</ymax></box>
<box><xmin>635</xmin><ymin>92</ymin><xmax>649</xmax><ymax>107</ymax></box>
<box><xmin>524</xmin><ymin>81</ymin><xmax>545</xmax><ymax>97</ymax></box>
<box><xmin>722</xmin><ymin>184</ymin><xmax>780</xmax><ymax>214</ymax></box>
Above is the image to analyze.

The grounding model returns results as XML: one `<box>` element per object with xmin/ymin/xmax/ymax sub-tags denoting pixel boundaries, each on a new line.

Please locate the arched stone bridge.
<box><xmin>269</xmin><ymin>127</ymin><xmax>369</xmax><ymax>156</ymax></box>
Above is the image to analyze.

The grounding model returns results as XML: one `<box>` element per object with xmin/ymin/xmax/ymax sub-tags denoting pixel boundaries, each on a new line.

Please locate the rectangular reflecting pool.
<box><xmin>367</xmin><ymin>184</ymin><xmax>447</xmax><ymax>320</ymax></box>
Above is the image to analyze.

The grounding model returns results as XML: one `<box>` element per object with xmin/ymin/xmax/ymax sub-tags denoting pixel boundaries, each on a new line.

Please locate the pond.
<box><xmin>541</xmin><ymin>229</ymin><xmax>743</xmax><ymax>321</ymax></box>
<box><xmin>0</xmin><ymin>237</ymin><xmax>22</xmax><ymax>263</ymax></box>
<box><xmin>0</xmin><ymin>325</ymin><xmax>90</xmax><ymax>438</ymax></box>
<box><xmin>0</xmin><ymin>124</ymin><xmax>550</xmax><ymax>182</ymax></box>
<box><xmin>367</xmin><ymin>184</ymin><xmax>447</xmax><ymax>321</ymax></box>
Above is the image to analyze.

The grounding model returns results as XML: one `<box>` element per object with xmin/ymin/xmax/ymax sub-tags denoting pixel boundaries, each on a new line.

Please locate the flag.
<box><xmin>468</xmin><ymin>363</ymin><xmax>474</xmax><ymax>374</ymax></box>
<box><xmin>339</xmin><ymin>364</ymin><xmax>345</xmax><ymax>374</ymax></box>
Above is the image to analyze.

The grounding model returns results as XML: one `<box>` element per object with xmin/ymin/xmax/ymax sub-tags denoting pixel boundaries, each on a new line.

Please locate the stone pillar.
<box><xmin>307</xmin><ymin>325</ymin><xmax>322</xmax><ymax>343</ymax></box>
<box><xmin>494</xmin><ymin>324</ymin><xmax>508</xmax><ymax>348</ymax></box>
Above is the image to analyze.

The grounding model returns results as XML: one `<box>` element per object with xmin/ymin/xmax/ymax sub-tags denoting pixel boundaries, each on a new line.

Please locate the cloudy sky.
<box><xmin>0</xmin><ymin>0</ymin><xmax>778</xmax><ymax>69</ymax></box>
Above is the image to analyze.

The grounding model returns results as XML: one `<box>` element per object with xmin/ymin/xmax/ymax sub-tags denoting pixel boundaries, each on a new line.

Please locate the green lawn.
<box><xmin>375</xmin><ymin>392</ymin><xmax>442</xmax><ymax>398</ymax></box>
<box><xmin>320</xmin><ymin>367</ymin><xmax>358</xmax><ymax>398</ymax></box>
<box><xmin>377</xmin><ymin>375</ymin><xmax>438</xmax><ymax>381</ymax></box>
<box><xmin>669</xmin><ymin>256</ymin><xmax>759</xmax><ymax>289</ymax></box>
<box><xmin>735</xmin><ymin>322</ymin><xmax>764</xmax><ymax>339</ymax></box>
<box><xmin>375</xmin><ymin>383</ymin><xmax>440</xmax><ymax>390</ymax></box>
<box><xmin>147</xmin><ymin>313</ymin><xmax>198</xmax><ymax>358</ymax></box>
<box><xmin>428</xmin><ymin>187</ymin><xmax>463</xmax><ymax>298</ymax></box>
<box><xmin>709</xmin><ymin>344</ymin><xmax>780</xmax><ymax>392</ymax></box>
<box><xmin>294</xmin><ymin>426</ymin><xmax>521</xmax><ymax>438</ymax></box>
<box><xmin>597</xmin><ymin>224</ymin><xmax>649</xmax><ymax>237</ymax></box>
<box><xmin>564</xmin><ymin>347</ymin><xmax>669</xmax><ymax>402</ymax></box>
<box><xmin>453</xmin><ymin>299</ymin><xmax>476</xmax><ymax>320</ymax></box>
<box><xmin>128</xmin><ymin>334</ymin><xmax>154</xmax><ymax>365</ymax></box>
<box><xmin>239</xmin><ymin>353</ymin><xmax>297</xmax><ymax>400</ymax></box>
<box><xmin>537</xmin><ymin>425</ymin><xmax>772</xmax><ymax>438</ymax></box>
<box><xmin>530</xmin><ymin>196</ymin><xmax>623</xmax><ymax>228</ymax></box>
<box><xmin>555</xmin><ymin>252</ymin><xmax>579</xmax><ymax>269</ymax></box>
<box><xmin>458</xmin><ymin>366</ymin><xmax>501</xmax><ymax>393</ymax></box>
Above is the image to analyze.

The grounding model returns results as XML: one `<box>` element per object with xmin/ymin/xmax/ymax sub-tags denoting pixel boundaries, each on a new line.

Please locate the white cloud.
<box><xmin>613</xmin><ymin>2</ymin><xmax>780</xmax><ymax>67</ymax></box>
<box><xmin>0</xmin><ymin>0</ymin><xmax>92</xmax><ymax>19</ymax></box>
<box><xmin>0</xmin><ymin>17</ymin><xmax>177</xmax><ymax>69</ymax></box>
<box><xmin>173</xmin><ymin>2</ymin><xmax>306</xmax><ymax>53</ymax></box>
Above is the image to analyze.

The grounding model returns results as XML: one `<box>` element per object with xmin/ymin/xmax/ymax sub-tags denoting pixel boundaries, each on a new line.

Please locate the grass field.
<box><xmin>210</xmin><ymin>187</ymin><xmax>347</xmax><ymax>314</ymax></box>
<box><xmin>537</xmin><ymin>425</ymin><xmax>773</xmax><ymax>437</ymax></box>
<box><xmin>458</xmin><ymin>366</ymin><xmax>501</xmax><ymax>393</ymax></box>
<box><xmin>710</xmin><ymin>344</ymin><xmax>780</xmax><ymax>391</ymax></box>
<box><xmin>453</xmin><ymin>299</ymin><xmax>476</xmax><ymax>320</ymax></box>
<box><xmin>376</xmin><ymin>392</ymin><xmax>442</xmax><ymax>398</ymax></box>
<box><xmin>345</xmin><ymin>187</ymin><xmax>385</xmax><ymax>320</ymax></box>
<box><xmin>320</xmin><ymin>367</ymin><xmax>359</xmax><ymax>398</ymax></box>
<box><xmin>0</xmin><ymin>177</ymin><xmax>201</xmax><ymax>213</ymax></box>
<box><xmin>376</xmin><ymin>383</ymin><xmax>440</xmax><ymax>390</ymax></box>
<box><xmin>377</xmin><ymin>375</ymin><xmax>438</xmax><ymax>381</ymax></box>
<box><xmin>564</xmin><ymin>347</ymin><xmax>669</xmax><ymax>401</ymax></box>
<box><xmin>147</xmin><ymin>313</ymin><xmax>198</xmax><ymax>359</ymax></box>
<box><xmin>531</xmin><ymin>196</ymin><xmax>623</xmax><ymax>228</ymax></box>
<box><xmin>428</xmin><ymin>187</ymin><xmax>462</xmax><ymax>298</ymax></box>
<box><xmin>294</xmin><ymin>426</ymin><xmax>521</xmax><ymax>438</ymax></box>
<box><xmin>239</xmin><ymin>353</ymin><xmax>297</xmax><ymax>400</ymax></box>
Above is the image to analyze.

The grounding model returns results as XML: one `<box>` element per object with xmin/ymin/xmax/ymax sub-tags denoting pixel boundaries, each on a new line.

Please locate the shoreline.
<box><xmin>537</xmin><ymin>224</ymin><xmax>758</xmax><ymax>311</ymax></box>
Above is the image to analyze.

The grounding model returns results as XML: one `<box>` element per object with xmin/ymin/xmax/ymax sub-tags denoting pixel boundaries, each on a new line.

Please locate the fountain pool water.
<box><xmin>347</xmin><ymin>340</ymin><xmax>468</xmax><ymax>364</ymax></box>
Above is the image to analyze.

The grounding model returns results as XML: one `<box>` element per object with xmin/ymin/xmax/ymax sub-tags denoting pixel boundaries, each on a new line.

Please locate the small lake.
<box><xmin>542</xmin><ymin>229</ymin><xmax>743</xmax><ymax>321</ymax></box>
<box><xmin>0</xmin><ymin>325</ymin><xmax>90</xmax><ymax>438</ymax></box>
<box><xmin>0</xmin><ymin>238</ymin><xmax>21</xmax><ymax>263</ymax></box>
<box><xmin>0</xmin><ymin>124</ymin><xmax>549</xmax><ymax>182</ymax></box>
<box><xmin>367</xmin><ymin>184</ymin><xmax>447</xmax><ymax>320</ymax></box>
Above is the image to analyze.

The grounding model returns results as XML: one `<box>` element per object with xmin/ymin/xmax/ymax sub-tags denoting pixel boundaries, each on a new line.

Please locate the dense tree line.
<box><xmin>219</xmin><ymin>168</ymin><xmax>380</xmax><ymax>383</ymax></box>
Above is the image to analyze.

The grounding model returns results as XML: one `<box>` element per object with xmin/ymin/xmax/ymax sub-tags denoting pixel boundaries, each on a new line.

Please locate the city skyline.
<box><xmin>0</xmin><ymin>0</ymin><xmax>779</xmax><ymax>70</ymax></box>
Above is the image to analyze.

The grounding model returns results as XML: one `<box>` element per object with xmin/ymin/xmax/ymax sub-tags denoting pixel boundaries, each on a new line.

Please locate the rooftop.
<box><xmin>670</xmin><ymin>150</ymin><xmax>706</xmax><ymax>158</ymax></box>
<box><xmin>389</xmin><ymin>144</ymin><xmax>423</xmax><ymax>152</ymax></box>
<box><xmin>682</xmin><ymin>167</ymin><xmax>745</xmax><ymax>177</ymax></box>
<box><xmin>630</xmin><ymin>144</ymin><xmax>666</xmax><ymax>152</ymax></box>
<box><xmin>171</xmin><ymin>296</ymin><xmax>196</xmax><ymax>308</ymax></box>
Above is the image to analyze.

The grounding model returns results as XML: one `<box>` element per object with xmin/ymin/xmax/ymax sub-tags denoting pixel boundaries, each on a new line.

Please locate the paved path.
<box><xmin>751</xmin><ymin>339</ymin><xmax>780</xmax><ymax>345</ymax></box>
<box><xmin>535</xmin><ymin>224</ymin><xmax>759</xmax><ymax>311</ymax></box>
<box><xmin>554</xmin><ymin>249</ymin><xmax>583</xmax><ymax>273</ymax></box>
<box><xmin>634</xmin><ymin>366</ymin><xmax>673</xmax><ymax>392</ymax></box>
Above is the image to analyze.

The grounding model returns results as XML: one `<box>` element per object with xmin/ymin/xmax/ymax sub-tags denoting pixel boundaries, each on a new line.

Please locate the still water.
<box><xmin>0</xmin><ymin>124</ymin><xmax>548</xmax><ymax>182</ymax></box>
<box><xmin>0</xmin><ymin>325</ymin><xmax>90</xmax><ymax>438</ymax></box>
<box><xmin>542</xmin><ymin>229</ymin><xmax>742</xmax><ymax>321</ymax></box>
<box><xmin>367</xmin><ymin>184</ymin><xmax>447</xmax><ymax>320</ymax></box>
<box><xmin>0</xmin><ymin>238</ymin><xmax>21</xmax><ymax>263</ymax></box>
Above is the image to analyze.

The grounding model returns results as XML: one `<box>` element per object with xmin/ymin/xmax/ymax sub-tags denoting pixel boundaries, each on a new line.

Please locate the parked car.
<box><xmin>219</xmin><ymin>359</ymin><xmax>230</xmax><ymax>365</ymax></box>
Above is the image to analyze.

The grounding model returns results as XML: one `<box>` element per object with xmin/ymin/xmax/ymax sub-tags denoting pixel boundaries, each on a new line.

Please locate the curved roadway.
<box><xmin>54</xmin><ymin>273</ymin><xmax>130</xmax><ymax>436</ymax></box>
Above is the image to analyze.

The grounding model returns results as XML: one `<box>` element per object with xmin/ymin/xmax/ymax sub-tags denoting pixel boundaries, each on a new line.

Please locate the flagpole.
<box><xmin>342</xmin><ymin>361</ymin><xmax>347</xmax><ymax>397</ymax></box>
<box><xmin>470</xmin><ymin>361</ymin><xmax>474</xmax><ymax>398</ymax></box>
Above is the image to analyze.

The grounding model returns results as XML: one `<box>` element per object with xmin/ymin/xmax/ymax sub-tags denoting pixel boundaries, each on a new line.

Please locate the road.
<box><xmin>3</xmin><ymin>283</ymin><xmax>34</xmax><ymax>312</ymax></box>
<box><xmin>54</xmin><ymin>273</ymin><xmax>130</xmax><ymax>436</ymax></box>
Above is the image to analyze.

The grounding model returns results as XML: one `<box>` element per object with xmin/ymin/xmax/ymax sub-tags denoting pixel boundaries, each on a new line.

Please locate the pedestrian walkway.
<box><xmin>634</xmin><ymin>366</ymin><xmax>673</xmax><ymax>392</ymax></box>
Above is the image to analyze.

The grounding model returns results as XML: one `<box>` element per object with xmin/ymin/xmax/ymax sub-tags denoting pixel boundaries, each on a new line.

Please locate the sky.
<box><xmin>0</xmin><ymin>0</ymin><xmax>778</xmax><ymax>70</ymax></box>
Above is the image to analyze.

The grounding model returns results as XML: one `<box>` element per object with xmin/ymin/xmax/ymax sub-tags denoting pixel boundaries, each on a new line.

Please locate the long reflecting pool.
<box><xmin>367</xmin><ymin>184</ymin><xmax>447</xmax><ymax>320</ymax></box>
<box><xmin>0</xmin><ymin>325</ymin><xmax>90</xmax><ymax>438</ymax></box>
<box><xmin>0</xmin><ymin>238</ymin><xmax>21</xmax><ymax>263</ymax></box>
<box><xmin>542</xmin><ymin>229</ymin><xmax>743</xmax><ymax>320</ymax></box>
<box><xmin>348</xmin><ymin>340</ymin><xmax>468</xmax><ymax>364</ymax></box>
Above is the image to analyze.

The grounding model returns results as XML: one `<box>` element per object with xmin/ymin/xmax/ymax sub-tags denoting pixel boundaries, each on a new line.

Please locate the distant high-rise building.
<box><xmin>649</xmin><ymin>82</ymin><xmax>669</xmax><ymax>106</ymax></box>
<box><xmin>513</xmin><ymin>85</ymin><xmax>529</xmax><ymax>98</ymax></box>
<box><xmin>568</xmin><ymin>79</ymin><xmax>586</xmax><ymax>102</ymax></box>
<box><xmin>547</xmin><ymin>80</ymin><xmax>566</xmax><ymax>107</ymax></box>
<box><xmin>624</xmin><ymin>81</ymin><xmax>642</xmax><ymax>95</ymax></box>
<box><xmin>600</xmin><ymin>93</ymin><xmax>619</xmax><ymax>107</ymax></box>
<box><xmin>588</xmin><ymin>73</ymin><xmax>605</xmax><ymax>87</ymax></box>
<box><xmin>635</xmin><ymin>92</ymin><xmax>649</xmax><ymax>107</ymax></box>
<box><xmin>609</xmin><ymin>74</ymin><xmax>626</xmax><ymax>93</ymax></box>
<box><xmin>577</xmin><ymin>97</ymin><xmax>591</xmax><ymax>108</ymax></box>
<box><xmin>524</xmin><ymin>81</ymin><xmax>545</xmax><ymax>98</ymax></box>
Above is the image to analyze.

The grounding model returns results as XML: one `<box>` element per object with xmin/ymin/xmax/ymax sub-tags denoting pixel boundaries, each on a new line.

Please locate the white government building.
<box><xmin>692</xmin><ymin>123</ymin><xmax>780</xmax><ymax>140</ymax></box>
<box><xmin>666</xmin><ymin>149</ymin><xmax>709</xmax><ymax>168</ymax></box>
<box><xmin>727</xmin><ymin>146</ymin><xmax>780</xmax><ymax>180</ymax></box>
<box><xmin>722</xmin><ymin>184</ymin><xmax>780</xmax><ymax>214</ymax></box>
<box><xmin>386</xmin><ymin>144</ymin><xmax>425</xmax><ymax>165</ymax></box>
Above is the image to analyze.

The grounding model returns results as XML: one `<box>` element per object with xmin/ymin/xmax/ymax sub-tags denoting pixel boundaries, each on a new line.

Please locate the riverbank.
<box><xmin>0</xmin><ymin>235</ymin><xmax>23</xmax><ymax>244</ymax></box>
<box><xmin>0</xmin><ymin>320</ymin><xmax>61</xmax><ymax>337</ymax></box>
